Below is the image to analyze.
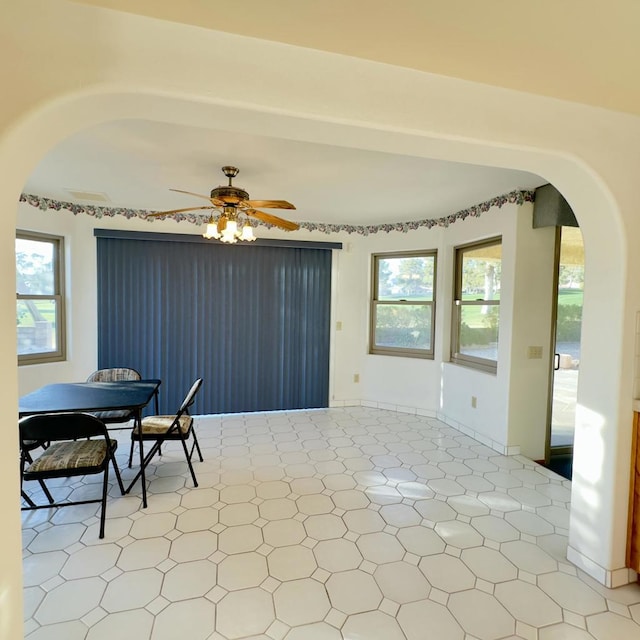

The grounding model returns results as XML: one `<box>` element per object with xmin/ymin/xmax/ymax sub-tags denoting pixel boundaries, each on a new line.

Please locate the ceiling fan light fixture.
<box><xmin>203</xmin><ymin>214</ymin><xmax>256</xmax><ymax>243</ymax></box>
<box><xmin>202</xmin><ymin>216</ymin><xmax>221</xmax><ymax>240</ymax></box>
<box><xmin>220</xmin><ymin>218</ymin><xmax>239</xmax><ymax>243</ymax></box>
<box><xmin>240</xmin><ymin>220</ymin><xmax>256</xmax><ymax>242</ymax></box>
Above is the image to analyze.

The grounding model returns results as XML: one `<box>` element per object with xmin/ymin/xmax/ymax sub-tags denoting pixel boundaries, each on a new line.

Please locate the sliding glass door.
<box><xmin>547</xmin><ymin>226</ymin><xmax>584</xmax><ymax>475</ymax></box>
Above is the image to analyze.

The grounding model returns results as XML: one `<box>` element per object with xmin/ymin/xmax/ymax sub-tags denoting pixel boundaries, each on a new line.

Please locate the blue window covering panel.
<box><xmin>96</xmin><ymin>237</ymin><xmax>332</xmax><ymax>415</ymax></box>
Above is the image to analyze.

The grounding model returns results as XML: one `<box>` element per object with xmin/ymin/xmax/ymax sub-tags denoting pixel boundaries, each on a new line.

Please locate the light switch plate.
<box><xmin>527</xmin><ymin>346</ymin><xmax>543</xmax><ymax>359</ymax></box>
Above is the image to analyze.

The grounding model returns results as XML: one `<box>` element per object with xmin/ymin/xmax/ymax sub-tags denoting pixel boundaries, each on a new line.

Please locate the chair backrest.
<box><xmin>87</xmin><ymin>368</ymin><xmax>141</xmax><ymax>383</ymax></box>
<box><xmin>177</xmin><ymin>378</ymin><xmax>203</xmax><ymax>416</ymax></box>
<box><xmin>20</xmin><ymin>412</ymin><xmax>109</xmax><ymax>444</ymax></box>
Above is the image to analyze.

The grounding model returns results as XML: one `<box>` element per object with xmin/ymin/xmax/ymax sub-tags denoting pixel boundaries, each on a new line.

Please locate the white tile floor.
<box><xmin>21</xmin><ymin>407</ymin><xmax>640</xmax><ymax>640</ymax></box>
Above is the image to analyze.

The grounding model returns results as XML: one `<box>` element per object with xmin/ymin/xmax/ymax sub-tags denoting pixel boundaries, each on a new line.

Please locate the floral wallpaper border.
<box><xmin>19</xmin><ymin>189</ymin><xmax>535</xmax><ymax>236</ymax></box>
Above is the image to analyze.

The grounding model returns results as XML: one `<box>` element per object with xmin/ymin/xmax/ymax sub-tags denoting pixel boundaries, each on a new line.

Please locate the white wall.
<box><xmin>17</xmin><ymin>206</ymin><xmax>99</xmax><ymax>392</ymax></box>
<box><xmin>3</xmin><ymin>1</ymin><xmax>640</xmax><ymax>635</ymax></box>
<box><xmin>507</xmin><ymin>211</ymin><xmax>557</xmax><ymax>458</ymax></box>
<box><xmin>16</xmin><ymin>203</ymin><xmax>351</xmax><ymax>394</ymax></box>
<box><xmin>341</xmin><ymin>227</ymin><xmax>445</xmax><ymax>413</ymax></box>
<box><xmin>440</xmin><ymin>207</ymin><xmax>517</xmax><ymax>448</ymax></box>
<box><xmin>16</xmin><ymin>202</ymin><xmax>446</xmax><ymax>416</ymax></box>
<box><xmin>17</xmin><ymin>197</ymin><xmax>556</xmax><ymax>461</ymax></box>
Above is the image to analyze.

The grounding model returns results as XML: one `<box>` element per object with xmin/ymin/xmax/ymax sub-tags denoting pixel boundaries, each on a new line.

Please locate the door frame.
<box><xmin>545</xmin><ymin>225</ymin><xmax>579</xmax><ymax>463</ymax></box>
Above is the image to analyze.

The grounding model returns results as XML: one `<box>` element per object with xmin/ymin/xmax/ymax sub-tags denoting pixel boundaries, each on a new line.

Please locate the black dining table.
<box><xmin>19</xmin><ymin>380</ymin><xmax>161</xmax><ymax>417</ymax></box>
<box><xmin>19</xmin><ymin>379</ymin><xmax>162</xmax><ymax>508</ymax></box>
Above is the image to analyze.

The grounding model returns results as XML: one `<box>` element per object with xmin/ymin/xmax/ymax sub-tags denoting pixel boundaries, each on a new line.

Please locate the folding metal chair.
<box><xmin>86</xmin><ymin>367</ymin><xmax>151</xmax><ymax>426</ymax></box>
<box><xmin>127</xmin><ymin>378</ymin><xmax>204</xmax><ymax>508</ymax></box>
<box><xmin>20</xmin><ymin>412</ymin><xmax>125</xmax><ymax>538</ymax></box>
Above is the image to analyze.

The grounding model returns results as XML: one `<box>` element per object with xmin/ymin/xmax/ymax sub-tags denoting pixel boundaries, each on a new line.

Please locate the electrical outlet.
<box><xmin>336</xmin><ymin>321</ymin><xmax>343</xmax><ymax>331</ymax></box>
<box><xmin>471</xmin><ymin>396</ymin><xmax>477</xmax><ymax>408</ymax></box>
<box><xmin>353</xmin><ymin>373</ymin><xmax>360</xmax><ymax>383</ymax></box>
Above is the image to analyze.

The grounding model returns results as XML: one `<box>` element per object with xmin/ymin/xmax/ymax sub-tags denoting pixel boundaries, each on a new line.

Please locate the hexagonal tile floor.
<box><xmin>21</xmin><ymin>407</ymin><xmax>640</xmax><ymax>639</ymax></box>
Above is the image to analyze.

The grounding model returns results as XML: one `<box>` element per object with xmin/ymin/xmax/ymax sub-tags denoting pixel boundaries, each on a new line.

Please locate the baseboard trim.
<box><xmin>567</xmin><ymin>546</ymin><xmax>638</xmax><ymax>587</ymax></box>
<box><xmin>331</xmin><ymin>399</ymin><xmax>518</xmax><ymax>456</ymax></box>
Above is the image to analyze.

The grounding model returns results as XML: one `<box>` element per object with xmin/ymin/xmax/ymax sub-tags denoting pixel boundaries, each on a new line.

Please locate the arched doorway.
<box><xmin>0</xmin><ymin>46</ymin><xmax>635</xmax><ymax>637</ymax></box>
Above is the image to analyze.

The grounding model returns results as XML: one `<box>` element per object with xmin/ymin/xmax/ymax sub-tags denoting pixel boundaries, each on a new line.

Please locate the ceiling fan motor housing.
<box><xmin>212</xmin><ymin>166</ymin><xmax>248</xmax><ymax>204</ymax></box>
<box><xmin>210</xmin><ymin>185</ymin><xmax>249</xmax><ymax>205</ymax></box>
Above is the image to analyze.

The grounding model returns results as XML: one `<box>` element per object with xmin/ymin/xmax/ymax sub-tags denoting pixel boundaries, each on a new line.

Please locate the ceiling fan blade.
<box><xmin>169</xmin><ymin>188</ymin><xmax>213</xmax><ymax>202</ymax></box>
<box><xmin>242</xmin><ymin>200</ymin><xmax>296</xmax><ymax>210</ymax></box>
<box><xmin>146</xmin><ymin>206</ymin><xmax>215</xmax><ymax>217</ymax></box>
<box><xmin>169</xmin><ymin>188</ymin><xmax>226</xmax><ymax>208</ymax></box>
<box><xmin>244</xmin><ymin>208</ymin><xmax>300</xmax><ymax>231</ymax></box>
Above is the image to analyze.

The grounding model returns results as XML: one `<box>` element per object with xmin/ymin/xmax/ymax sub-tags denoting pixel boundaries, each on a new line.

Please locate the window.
<box><xmin>451</xmin><ymin>237</ymin><xmax>501</xmax><ymax>373</ymax></box>
<box><xmin>370</xmin><ymin>250</ymin><xmax>436</xmax><ymax>358</ymax></box>
<box><xmin>17</xmin><ymin>231</ymin><xmax>66</xmax><ymax>364</ymax></box>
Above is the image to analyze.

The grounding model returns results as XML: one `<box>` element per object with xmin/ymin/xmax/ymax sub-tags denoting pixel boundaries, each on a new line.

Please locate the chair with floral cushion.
<box><xmin>86</xmin><ymin>367</ymin><xmax>155</xmax><ymax>426</ymax></box>
<box><xmin>20</xmin><ymin>412</ymin><xmax>125</xmax><ymax>538</ymax></box>
<box><xmin>127</xmin><ymin>378</ymin><xmax>203</xmax><ymax>508</ymax></box>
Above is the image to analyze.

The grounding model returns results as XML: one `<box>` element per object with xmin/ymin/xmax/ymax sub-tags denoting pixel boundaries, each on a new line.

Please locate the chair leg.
<box><xmin>21</xmin><ymin>489</ymin><xmax>36</xmax><ymax>508</ymax></box>
<box><xmin>99</xmin><ymin>464</ymin><xmax>110</xmax><ymax>539</ymax></box>
<box><xmin>21</xmin><ymin>450</ymin><xmax>55</xmax><ymax>506</ymax></box>
<box><xmin>138</xmin><ymin>434</ymin><xmax>148</xmax><ymax>509</ymax></box>
<box><xmin>38</xmin><ymin>479</ymin><xmax>55</xmax><ymax>504</ymax></box>
<box><xmin>179</xmin><ymin>434</ymin><xmax>199</xmax><ymax>488</ymax></box>
<box><xmin>191</xmin><ymin>427</ymin><xmax>204</xmax><ymax>463</ymax></box>
<box><xmin>20</xmin><ymin>453</ymin><xmax>31</xmax><ymax>506</ymax></box>
<box><xmin>128</xmin><ymin>438</ymin><xmax>135</xmax><ymax>468</ymax></box>
<box><xmin>108</xmin><ymin>444</ymin><xmax>126</xmax><ymax>495</ymax></box>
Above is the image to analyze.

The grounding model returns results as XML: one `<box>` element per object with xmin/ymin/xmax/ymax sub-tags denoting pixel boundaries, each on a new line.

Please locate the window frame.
<box><xmin>17</xmin><ymin>230</ymin><xmax>66</xmax><ymax>365</ymax></box>
<box><xmin>451</xmin><ymin>236</ymin><xmax>501</xmax><ymax>374</ymax></box>
<box><xmin>369</xmin><ymin>249</ymin><xmax>437</xmax><ymax>359</ymax></box>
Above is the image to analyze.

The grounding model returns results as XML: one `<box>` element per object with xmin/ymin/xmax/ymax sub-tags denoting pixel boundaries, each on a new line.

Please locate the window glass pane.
<box><xmin>458</xmin><ymin>304</ymin><xmax>499</xmax><ymax>360</ymax></box>
<box><xmin>377</xmin><ymin>256</ymin><xmax>434</xmax><ymax>301</ymax></box>
<box><xmin>374</xmin><ymin>304</ymin><xmax>432</xmax><ymax>350</ymax></box>
<box><xmin>461</xmin><ymin>244</ymin><xmax>501</xmax><ymax>301</ymax></box>
<box><xmin>17</xmin><ymin>299</ymin><xmax>58</xmax><ymax>355</ymax></box>
<box><xmin>16</xmin><ymin>238</ymin><xmax>56</xmax><ymax>295</ymax></box>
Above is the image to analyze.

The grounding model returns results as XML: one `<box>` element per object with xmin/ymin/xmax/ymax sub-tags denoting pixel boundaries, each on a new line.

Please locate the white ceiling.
<box><xmin>24</xmin><ymin>119</ymin><xmax>545</xmax><ymax>227</ymax></box>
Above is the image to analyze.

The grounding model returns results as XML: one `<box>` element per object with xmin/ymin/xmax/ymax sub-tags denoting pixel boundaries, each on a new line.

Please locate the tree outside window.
<box><xmin>17</xmin><ymin>232</ymin><xmax>66</xmax><ymax>364</ymax></box>
<box><xmin>370</xmin><ymin>251</ymin><xmax>436</xmax><ymax>358</ymax></box>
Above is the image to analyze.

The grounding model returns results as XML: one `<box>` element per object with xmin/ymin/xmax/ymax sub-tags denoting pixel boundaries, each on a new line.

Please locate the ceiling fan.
<box><xmin>146</xmin><ymin>165</ymin><xmax>300</xmax><ymax>243</ymax></box>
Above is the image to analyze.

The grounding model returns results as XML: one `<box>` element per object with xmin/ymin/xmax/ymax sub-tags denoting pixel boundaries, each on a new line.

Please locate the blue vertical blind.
<box><xmin>96</xmin><ymin>236</ymin><xmax>332</xmax><ymax>415</ymax></box>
